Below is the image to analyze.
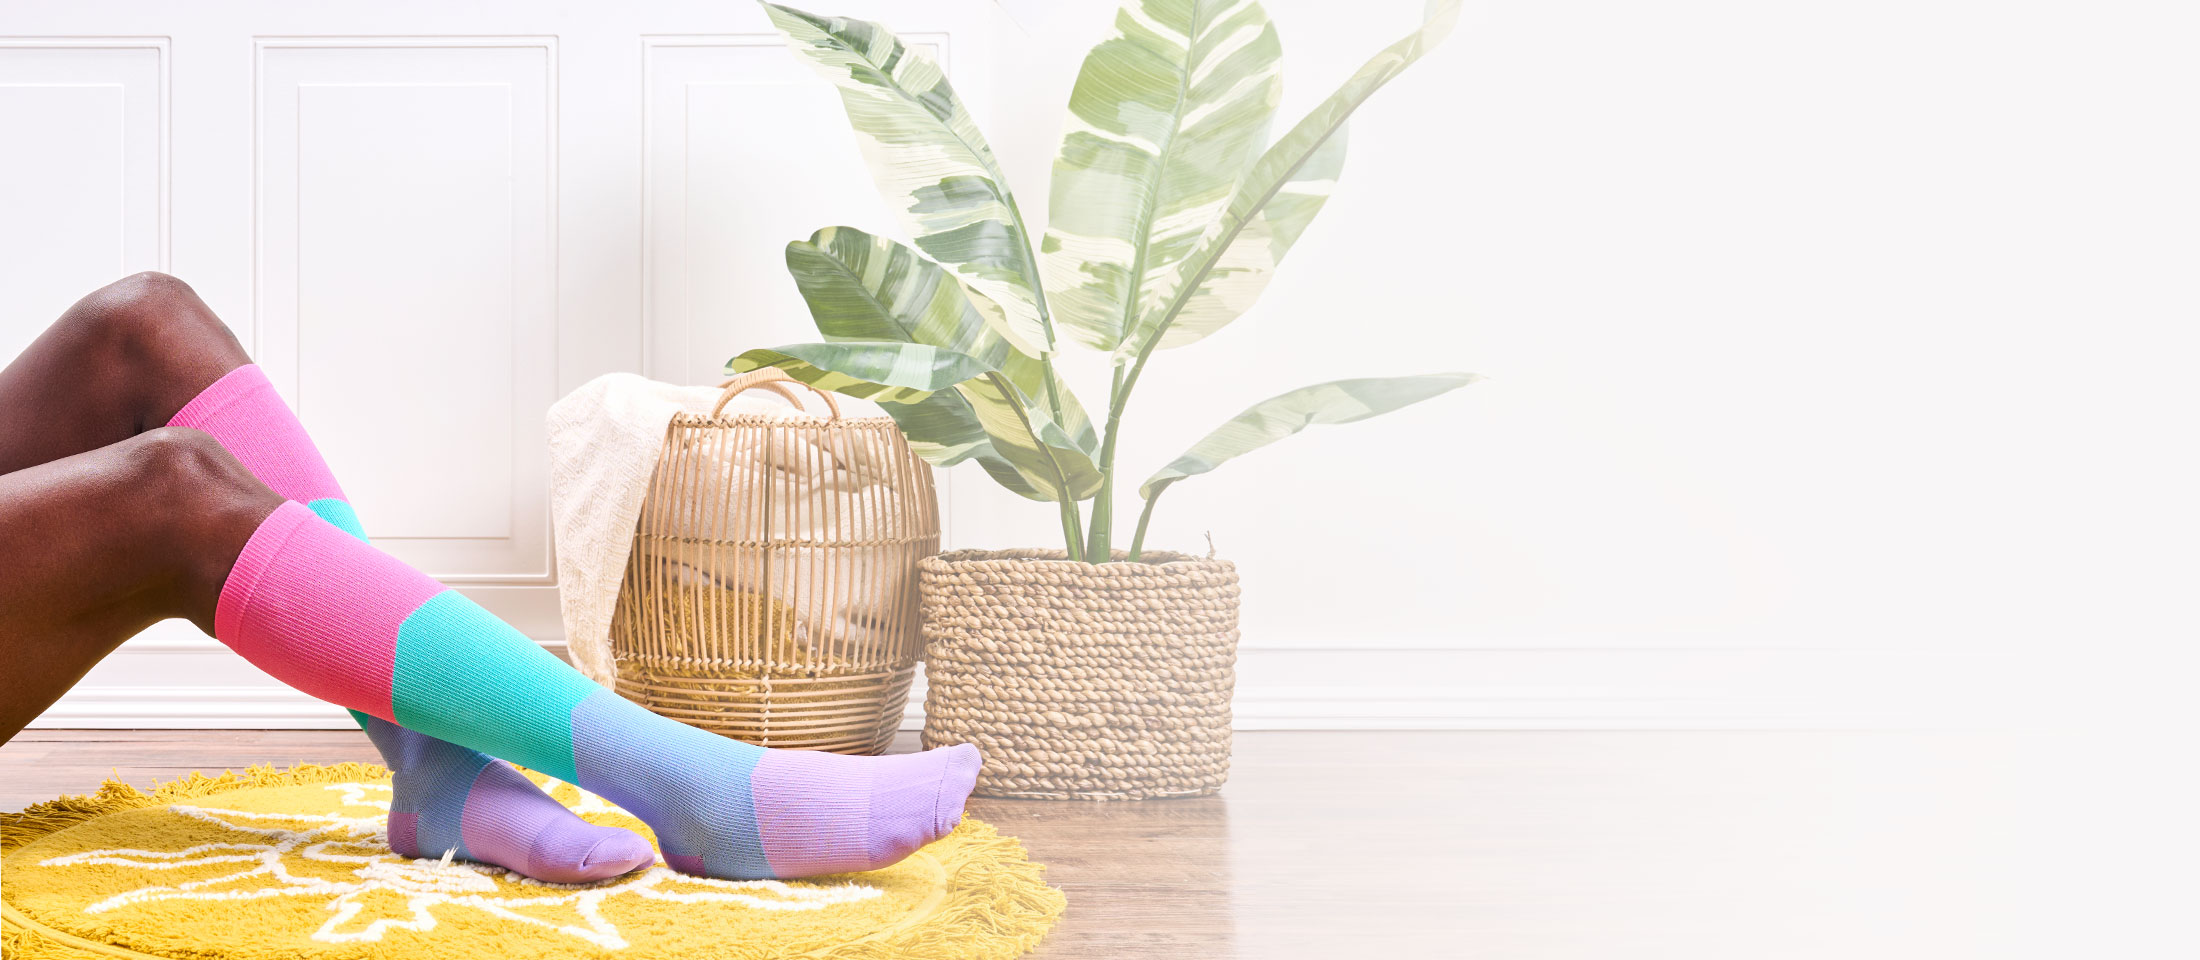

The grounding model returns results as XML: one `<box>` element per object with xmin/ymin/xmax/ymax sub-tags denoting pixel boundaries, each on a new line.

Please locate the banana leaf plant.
<box><xmin>737</xmin><ymin>0</ymin><xmax>1477</xmax><ymax>562</ymax></box>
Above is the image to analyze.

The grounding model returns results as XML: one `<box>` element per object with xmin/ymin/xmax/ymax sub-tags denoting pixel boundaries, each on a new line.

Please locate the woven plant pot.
<box><xmin>918</xmin><ymin>548</ymin><xmax>1240</xmax><ymax>800</ymax></box>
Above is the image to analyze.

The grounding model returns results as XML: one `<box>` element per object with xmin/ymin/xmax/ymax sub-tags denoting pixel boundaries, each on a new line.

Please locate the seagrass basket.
<box><xmin>608</xmin><ymin>368</ymin><xmax>939</xmax><ymax>755</ymax></box>
<box><xmin>919</xmin><ymin>549</ymin><xmax>1241</xmax><ymax>799</ymax></box>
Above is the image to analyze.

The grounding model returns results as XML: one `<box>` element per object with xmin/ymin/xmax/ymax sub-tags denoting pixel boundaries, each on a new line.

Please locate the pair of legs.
<box><xmin>0</xmin><ymin>275</ymin><xmax>661</xmax><ymax>880</ymax></box>
<box><xmin>0</xmin><ymin>273</ymin><xmax>262</xmax><ymax>724</ymax></box>
<box><xmin>0</xmin><ymin>273</ymin><xmax>978</xmax><ymax>882</ymax></box>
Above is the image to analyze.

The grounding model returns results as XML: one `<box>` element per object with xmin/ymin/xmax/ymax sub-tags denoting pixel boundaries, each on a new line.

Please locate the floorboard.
<box><xmin>0</xmin><ymin>729</ymin><xmax>1990</xmax><ymax>958</ymax></box>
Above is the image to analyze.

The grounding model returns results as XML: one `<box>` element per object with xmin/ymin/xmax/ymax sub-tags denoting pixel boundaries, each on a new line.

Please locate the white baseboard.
<box><xmin>27</xmin><ymin>621</ymin><xmax>1870</xmax><ymax>731</ymax></box>
<box><xmin>29</xmin><ymin>685</ymin><xmax>361</xmax><ymax>729</ymax></box>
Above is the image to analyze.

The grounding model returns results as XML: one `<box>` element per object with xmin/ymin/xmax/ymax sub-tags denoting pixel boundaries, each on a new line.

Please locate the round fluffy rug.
<box><xmin>0</xmin><ymin>763</ymin><xmax>1062</xmax><ymax>960</ymax></box>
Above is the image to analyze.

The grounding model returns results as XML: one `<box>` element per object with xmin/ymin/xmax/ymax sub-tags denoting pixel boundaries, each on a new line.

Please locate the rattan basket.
<box><xmin>918</xmin><ymin>548</ymin><xmax>1241</xmax><ymax>799</ymax></box>
<box><xmin>608</xmin><ymin>368</ymin><xmax>939</xmax><ymax>755</ymax></box>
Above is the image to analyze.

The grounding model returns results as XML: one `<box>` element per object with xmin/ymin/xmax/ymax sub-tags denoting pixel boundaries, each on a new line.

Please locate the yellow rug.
<box><xmin>1</xmin><ymin>763</ymin><xmax>1063</xmax><ymax>960</ymax></box>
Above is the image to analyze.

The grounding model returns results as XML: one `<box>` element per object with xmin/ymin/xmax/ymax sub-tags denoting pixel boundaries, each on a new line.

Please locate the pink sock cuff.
<box><xmin>168</xmin><ymin>363</ymin><xmax>273</xmax><ymax>427</ymax></box>
<box><xmin>214</xmin><ymin>500</ymin><xmax>439</xmax><ymax>722</ymax></box>
<box><xmin>215</xmin><ymin>501</ymin><xmax>318</xmax><ymax>643</ymax></box>
<box><xmin>167</xmin><ymin>364</ymin><xmax>349</xmax><ymax>504</ymax></box>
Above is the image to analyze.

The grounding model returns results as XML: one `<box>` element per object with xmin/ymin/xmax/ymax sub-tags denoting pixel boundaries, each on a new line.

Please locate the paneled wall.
<box><xmin>0</xmin><ymin>39</ymin><xmax>166</xmax><ymax>357</ymax></box>
<box><xmin>3</xmin><ymin>1</ymin><xmax>1924</xmax><ymax>730</ymax></box>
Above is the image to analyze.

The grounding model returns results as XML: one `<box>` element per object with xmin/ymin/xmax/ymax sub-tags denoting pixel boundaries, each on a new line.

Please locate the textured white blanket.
<box><xmin>544</xmin><ymin>373</ymin><xmax>796</xmax><ymax>688</ymax></box>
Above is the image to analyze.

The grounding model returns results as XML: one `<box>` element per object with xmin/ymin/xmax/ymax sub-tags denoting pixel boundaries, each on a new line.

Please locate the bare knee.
<box><xmin>122</xmin><ymin>427</ymin><xmax>281</xmax><ymax>608</ymax></box>
<box><xmin>54</xmin><ymin>273</ymin><xmax>247</xmax><ymax>423</ymax></box>
<box><xmin>101</xmin><ymin>270</ymin><xmax>199</xmax><ymax>307</ymax></box>
<box><xmin>125</xmin><ymin>426</ymin><xmax>274</xmax><ymax>513</ymax></box>
<box><xmin>71</xmin><ymin>272</ymin><xmax>234</xmax><ymax>354</ymax></box>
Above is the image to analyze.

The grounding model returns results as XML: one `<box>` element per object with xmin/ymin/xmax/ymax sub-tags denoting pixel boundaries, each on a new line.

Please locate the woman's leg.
<box><xmin>0</xmin><ymin>273</ymin><xmax>653</xmax><ymax>882</ymax></box>
<box><xmin>0</xmin><ymin>271</ymin><xmax>241</xmax><ymax>474</ymax></box>
<box><xmin>0</xmin><ymin>428</ymin><xmax>279</xmax><ymax>741</ymax></box>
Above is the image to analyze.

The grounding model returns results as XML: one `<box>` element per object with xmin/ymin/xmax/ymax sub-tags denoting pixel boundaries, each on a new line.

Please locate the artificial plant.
<box><xmin>735</xmin><ymin>0</ymin><xmax>1478</xmax><ymax>562</ymax></box>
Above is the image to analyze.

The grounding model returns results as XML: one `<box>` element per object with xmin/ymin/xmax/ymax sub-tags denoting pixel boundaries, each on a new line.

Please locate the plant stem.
<box><xmin>1127</xmin><ymin>486</ymin><xmax>1167</xmax><ymax>562</ymax></box>
<box><xmin>1040</xmin><ymin>358</ymin><xmax>1070</xmax><ymax>445</ymax></box>
<box><xmin>997</xmin><ymin>179</ymin><xmax>1084</xmax><ymax>559</ymax></box>
<box><xmin>1100</xmin><ymin>341</ymin><xmax>1161</xmax><ymax>550</ymax></box>
<box><xmin>1059</xmin><ymin>498</ymin><xmax>1085</xmax><ymax>562</ymax></box>
<box><xmin>996</xmin><ymin>184</ymin><xmax>1070</xmax><ymax>433</ymax></box>
<box><xmin>1085</xmin><ymin>361</ymin><xmax>1128</xmax><ymax>561</ymax></box>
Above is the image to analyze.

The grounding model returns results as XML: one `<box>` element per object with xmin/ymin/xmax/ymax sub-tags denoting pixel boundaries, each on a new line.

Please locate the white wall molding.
<box><xmin>251</xmin><ymin>35</ymin><xmax>560</xmax><ymax>587</ymax></box>
<box><xmin>0</xmin><ymin>36</ymin><xmax>170</xmax><ymax>352</ymax></box>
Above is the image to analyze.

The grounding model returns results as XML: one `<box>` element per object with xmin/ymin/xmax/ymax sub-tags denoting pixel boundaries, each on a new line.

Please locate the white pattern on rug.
<box><xmin>36</xmin><ymin>783</ymin><xmax>883</xmax><ymax>949</ymax></box>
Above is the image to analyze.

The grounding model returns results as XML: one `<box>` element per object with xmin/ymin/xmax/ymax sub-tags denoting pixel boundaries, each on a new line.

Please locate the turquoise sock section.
<box><xmin>390</xmin><ymin>591</ymin><xmax>600</xmax><ymax>783</ymax></box>
<box><xmin>306</xmin><ymin>498</ymin><xmax>367</xmax><ymax>541</ymax></box>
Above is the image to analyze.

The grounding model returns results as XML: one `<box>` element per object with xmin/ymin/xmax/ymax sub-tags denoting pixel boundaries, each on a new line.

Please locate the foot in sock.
<box><xmin>216</xmin><ymin>501</ymin><xmax>982</xmax><ymax>879</ymax></box>
<box><xmin>170</xmin><ymin>364</ymin><xmax>655</xmax><ymax>883</ymax></box>
<box><xmin>359</xmin><ymin>711</ymin><xmax>656</xmax><ymax>882</ymax></box>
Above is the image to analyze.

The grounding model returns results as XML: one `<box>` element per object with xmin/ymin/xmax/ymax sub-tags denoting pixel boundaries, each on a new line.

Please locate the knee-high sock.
<box><xmin>170</xmin><ymin>364</ymin><xmax>654</xmax><ymax>881</ymax></box>
<box><xmin>218</xmin><ymin>501</ymin><xmax>978</xmax><ymax>880</ymax></box>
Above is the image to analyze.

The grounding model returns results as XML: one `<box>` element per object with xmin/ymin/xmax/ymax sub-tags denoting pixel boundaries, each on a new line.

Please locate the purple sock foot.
<box><xmin>452</xmin><ymin>760</ymin><xmax>658</xmax><ymax>883</ymax></box>
<box><xmin>739</xmin><ymin>742</ymin><xmax>983</xmax><ymax>877</ymax></box>
<box><xmin>365</xmin><ymin>715</ymin><xmax>655</xmax><ymax>883</ymax></box>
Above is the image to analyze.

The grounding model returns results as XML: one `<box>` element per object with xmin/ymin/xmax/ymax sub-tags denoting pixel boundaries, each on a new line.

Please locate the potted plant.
<box><xmin>739</xmin><ymin>0</ymin><xmax>1473</xmax><ymax>798</ymax></box>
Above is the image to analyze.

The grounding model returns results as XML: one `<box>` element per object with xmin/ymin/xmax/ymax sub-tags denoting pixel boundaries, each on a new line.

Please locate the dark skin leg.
<box><xmin>0</xmin><ymin>273</ymin><xmax>276</xmax><ymax>742</ymax></box>
<box><xmin>0</xmin><ymin>428</ymin><xmax>281</xmax><ymax>742</ymax></box>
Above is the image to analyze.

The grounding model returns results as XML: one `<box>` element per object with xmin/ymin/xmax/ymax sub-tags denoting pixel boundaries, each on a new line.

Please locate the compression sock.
<box><xmin>170</xmin><ymin>364</ymin><xmax>654</xmax><ymax>881</ymax></box>
<box><xmin>214</xmin><ymin>501</ymin><xmax>979</xmax><ymax>879</ymax></box>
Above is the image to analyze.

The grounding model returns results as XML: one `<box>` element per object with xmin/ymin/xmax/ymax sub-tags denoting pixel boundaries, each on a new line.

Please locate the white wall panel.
<box><xmin>639</xmin><ymin>35</ymin><xmax>939</xmax><ymax>387</ymax></box>
<box><xmin>0</xmin><ymin>40</ymin><xmax>165</xmax><ymax>357</ymax></box>
<box><xmin>255</xmin><ymin>39</ymin><xmax>555</xmax><ymax>581</ymax></box>
<box><xmin>636</xmin><ymin>29</ymin><xmax>998</xmax><ymax>553</ymax></box>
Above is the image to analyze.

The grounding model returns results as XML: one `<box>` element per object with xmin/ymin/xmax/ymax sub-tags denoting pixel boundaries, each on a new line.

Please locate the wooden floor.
<box><xmin>0</xmin><ymin>729</ymin><xmax>1995</xmax><ymax>959</ymax></box>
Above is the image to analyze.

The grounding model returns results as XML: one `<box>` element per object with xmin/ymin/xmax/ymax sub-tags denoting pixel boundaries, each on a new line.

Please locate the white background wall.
<box><xmin>4</xmin><ymin>1</ymin><xmax>2192</xmax><ymax>730</ymax></box>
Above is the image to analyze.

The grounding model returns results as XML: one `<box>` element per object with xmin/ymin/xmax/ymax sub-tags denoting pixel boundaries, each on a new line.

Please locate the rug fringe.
<box><xmin>3</xmin><ymin>762</ymin><xmax>1064</xmax><ymax>960</ymax></box>
<box><xmin>862</xmin><ymin>819</ymin><xmax>1068</xmax><ymax>960</ymax></box>
<box><xmin>2</xmin><ymin>762</ymin><xmax>386</xmax><ymax>855</ymax></box>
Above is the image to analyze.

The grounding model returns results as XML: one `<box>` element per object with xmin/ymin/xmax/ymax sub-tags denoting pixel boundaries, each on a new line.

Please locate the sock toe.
<box><xmin>934</xmin><ymin>743</ymin><xmax>981</xmax><ymax>835</ymax></box>
<box><xmin>578</xmin><ymin>830</ymin><xmax>659</xmax><ymax>879</ymax></box>
<box><xmin>524</xmin><ymin>821</ymin><xmax>657</xmax><ymax>883</ymax></box>
<box><xmin>865</xmin><ymin>744</ymin><xmax>982</xmax><ymax>866</ymax></box>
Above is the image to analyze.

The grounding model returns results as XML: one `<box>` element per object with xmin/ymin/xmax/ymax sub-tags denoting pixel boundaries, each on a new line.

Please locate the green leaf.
<box><xmin>726</xmin><ymin>341</ymin><xmax>991</xmax><ymax>403</ymax></box>
<box><xmin>762</xmin><ymin>3</ymin><xmax>1054</xmax><ymax>354</ymax></box>
<box><xmin>1041</xmin><ymin>0</ymin><xmax>1282</xmax><ymax>352</ymax></box>
<box><xmin>787</xmin><ymin>227</ymin><xmax>1019</xmax><ymax>367</ymax></box>
<box><xmin>728</xmin><ymin>339</ymin><xmax>1054</xmax><ymax>495</ymax></box>
<box><xmin>787</xmin><ymin>226</ymin><xmax>1099</xmax><ymax>455</ymax></box>
<box><xmin>1139</xmin><ymin>372</ymin><xmax>1480</xmax><ymax>498</ymax></box>
<box><xmin>727</xmin><ymin>341</ymin><xmax>1099</xmax><ymax>503</ymax></box>
<box><xmin>964</xmin><ymin>372</ymin><xmax>1106</xmax><ymax>502</ymax></box>
<box><xmin>1130</xmin><ymin>0</ymin><xmax>1460</xmax><ymax>355</ymax></box>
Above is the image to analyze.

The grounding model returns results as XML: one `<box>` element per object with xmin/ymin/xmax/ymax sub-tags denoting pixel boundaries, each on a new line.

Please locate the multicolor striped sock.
<box><xmin>170</xmin><ymin>364</ymin><xmax>655</xmax><ymax>882</ymax></box>
<box><xmin>209</xmin><ymin>480</ymin><xmax>980</xmax><ymax>881</ymax></box>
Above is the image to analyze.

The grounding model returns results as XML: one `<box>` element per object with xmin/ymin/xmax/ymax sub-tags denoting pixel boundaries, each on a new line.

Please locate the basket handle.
<box><xmin>713</xmin><ymin>366</ymin><xmax>844</xmax><ymax>419</ymax></box>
